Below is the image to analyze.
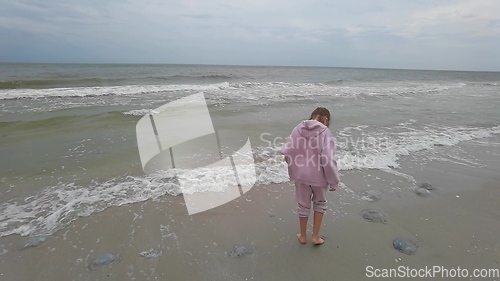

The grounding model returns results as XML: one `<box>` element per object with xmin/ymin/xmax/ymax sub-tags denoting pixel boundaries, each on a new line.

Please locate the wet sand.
<box><xmin>1</xmin><ymin>142</ymin><xmax>499</xmax><ymax>281</ymax></box>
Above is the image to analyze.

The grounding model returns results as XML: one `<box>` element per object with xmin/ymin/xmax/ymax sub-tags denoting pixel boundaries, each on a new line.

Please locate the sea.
<box><xmin>1</xmin><ymin>63</ymin><xmax>499</xmax><ymax>238</ymax></box>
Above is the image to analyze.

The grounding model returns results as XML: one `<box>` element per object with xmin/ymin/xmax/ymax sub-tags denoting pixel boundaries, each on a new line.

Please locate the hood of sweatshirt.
<box><xmin>297</xmin><ymin>120</ymin><xmax>327</xmax><ymax>139</ymax></box>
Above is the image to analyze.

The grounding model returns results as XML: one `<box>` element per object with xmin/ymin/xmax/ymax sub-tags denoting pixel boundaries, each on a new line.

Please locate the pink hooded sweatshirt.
<box><xmin>281</xmin><ymin>120</ymin><xmax>340</xmax><ymax>188</ymax></box>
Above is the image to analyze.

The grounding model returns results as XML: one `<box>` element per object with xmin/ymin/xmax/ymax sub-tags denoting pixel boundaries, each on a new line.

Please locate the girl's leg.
<box><xmin>298</xmin><ymin>217</ymin><xmax>307</xmax><ymax>244</ymax></box>
<box><xmin>311</xmin><ymin>185</ymin><xmax>328</xmax><ymax>245</ymax></box>
<box><xmin>311</xmin><ymin>212</ymin><xmax>324</xmax><ymax>245</ymax></box>
<box><xmin>295</xmin><ymin>182</ymin><xmax>312</xmax><ymax>244</ymax></box>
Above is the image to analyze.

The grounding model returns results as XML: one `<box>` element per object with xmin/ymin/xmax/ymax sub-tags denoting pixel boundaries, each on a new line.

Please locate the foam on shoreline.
<box><xmin>1</xmin><ymin>123</ymin><xmax>499</xmax><ymax>237</ymax></box>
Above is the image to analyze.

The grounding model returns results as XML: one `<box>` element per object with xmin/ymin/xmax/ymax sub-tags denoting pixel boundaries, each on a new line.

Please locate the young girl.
<box><xmin>281</xmin><ymin>107</ymin><xmax>340</xmax><ymax>245</ymax></box>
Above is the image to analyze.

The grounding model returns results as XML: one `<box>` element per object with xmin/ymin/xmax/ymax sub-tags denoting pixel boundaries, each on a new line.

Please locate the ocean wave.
<box><xmin>481</xmin><ymin>82</ymin><xmax>499</xmax><ymax>86</ymax></box>
<box><xmin>324</xmin><ymin>79</ymin><xmax>345</xmax><ymax>85</ymax></box>
<box><xmin>223</xmin><ymin>81</ymin><xmax>467</xmax><ymax>102</ymax></box>
<box><xmin>336</xmin><ymin>124</ymin><xmax>500</xmax><ymax>170</ymax></box>
<box><xmin>0</xmin><ymin>160</ymin><xmax>287</xmax><ymax>238</ymax></box>
<box><xmin>122</xmin><ymin>109</ymin><xmax>159</xmax><ymax>116</ymax></box>
<box><xmin>0</xmin><ymin>74</ymin><xmax>242</xmax><ymax>90</ymax></box>
<box><xmin>0</xmin><ymin>80</ymin><xmax>469</xmax><ymax>101</ymax></box>
<box><xmin>0</xmin><ymin>82</ymin><xmax>231</xmax><ymax>100</ymax></box>
<box><xmin>355</xmin><ymin>83</ymin><xmax>467</xmax><ymax>98</ymax></box>
<box><xmin>164</xmin><ymin>74</ymin><xmax>239</xmax><ymax>81</ymax></box>
<box><xmin>0</xmin><ymin>78</ymin><xmax>118</xmax><ymax>89</ymax></box>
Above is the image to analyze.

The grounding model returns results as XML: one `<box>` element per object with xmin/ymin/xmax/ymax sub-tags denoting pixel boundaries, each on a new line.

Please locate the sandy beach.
<box><xmin>1</xmin><ymin>137</ymin><xmax>499</xmax><ymax>281</ymax></box>
<box><xmin>1</xmin><ymin>64</ymin><xmax>500</xmax><ymax>281</ymax></box>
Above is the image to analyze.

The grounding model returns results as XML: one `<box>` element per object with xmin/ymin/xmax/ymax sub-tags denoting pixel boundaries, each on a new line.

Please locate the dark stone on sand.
<box><xmin>361</xmin><ymin>209</ymin><xmax>387</xmax><ymax>223</ymax></box>
<box><xmin>393</xmin><ymin>238</ymin><xmax>417</xmax><ymax>255</ymax></box>
<box><xmin>419</xmin><ymin>182</ymin><xmax>435</xmax><ymax>190</ymax></box>
<box><xmin>416</xmin><ymin>188</ymin><xmax>431</xmax><ymax>197</ymax></box>
<box><xmin>88</xmin><ymin>253</ymin><xmax>119</xmax><ymax>270</ymax></box>
<box><xmin>21</xmin><ymin>236</ymin><xmax>49</xmax><ymax>249</ymax></box>
<box><xmin>228</xmin><ymin>245</ymin><xmax>253</xmax><ymax>257</ymax></box>
<box><xmin>361</xmin><ymin>190</ymin><xmax>381</xmax><ymax>202</ymax></box>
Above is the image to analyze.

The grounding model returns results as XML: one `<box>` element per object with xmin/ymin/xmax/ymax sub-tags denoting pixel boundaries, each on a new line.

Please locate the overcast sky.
<box><xmin>1</xmin><ymin>0</ymin><xmax>499</xmax><ymax>70</ymax></box>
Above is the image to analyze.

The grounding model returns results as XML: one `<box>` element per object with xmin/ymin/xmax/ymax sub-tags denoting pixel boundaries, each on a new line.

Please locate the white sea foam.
<box><xmin>0</xmin><ymin>81</ymin><xmax>466</xmax><ymax>101</ymax></box>
<box><xmin>336</xmin><ymin>124</ymin><xmax>500</xmax><ymax>170</ymax></box>
<box><xmin>1</xmin><ymin>124</ymin><xmax>499</xmax><ymax>237</ymax></box>
<box><xmin>112</xmin><ymin>81</ymin><xmax>469</xmax><ymax>116</ymax></box>
<box><xmin>122</xmin><ymin>109</ymin><xmax>161</xmax><ymax>116</ymax></box>
<box><xmin>224</xmin><ymin>81</ymin><xmax>466</xmax><ymax>99</ymax></box>
<box><xmin>0</xmin><ymin>82</ymin><xmax>231</xmax><ymax>100</ymax></box>
<box><xmin>1</xmin><ymin>81</ymin><xmax>472</xmax><ymax>117</ymax></box>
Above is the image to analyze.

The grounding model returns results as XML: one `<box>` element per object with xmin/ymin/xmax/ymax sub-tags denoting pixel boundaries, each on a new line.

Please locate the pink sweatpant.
<box><xmin>295</xmin><ymin>182</ymin><xmax>328</xmax><ymax>218</ymax></box>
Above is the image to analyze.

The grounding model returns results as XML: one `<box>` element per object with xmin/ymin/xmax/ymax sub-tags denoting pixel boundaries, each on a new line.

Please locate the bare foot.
<box><xmin>297</xmin><ymin>234</ymin><xmax>306</xmax><ymax>244</ymax></box>
<box><xmin>311</xmin><ymin>236</ymin><xmax>324</xmax><ymax>245</ymax></box>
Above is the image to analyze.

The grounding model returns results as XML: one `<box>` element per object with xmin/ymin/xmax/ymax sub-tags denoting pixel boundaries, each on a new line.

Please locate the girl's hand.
<box><xmin>329</xmin><ymin>184</ymin><xmax>337</xmax><ymax>191</ymax></box>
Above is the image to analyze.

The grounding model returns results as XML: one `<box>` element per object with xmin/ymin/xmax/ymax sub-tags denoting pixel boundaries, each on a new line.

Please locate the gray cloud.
<box><xmin>1</xmin><ymin>0</ymin><xmax>499</xmax><ymax>70</ymax></box>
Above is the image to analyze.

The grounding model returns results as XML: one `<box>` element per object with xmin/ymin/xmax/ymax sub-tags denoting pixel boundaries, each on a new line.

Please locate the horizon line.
<box><xmin>0</xmin><ymin>61</ymin><xmax>498</xmax><ymax>73</ymax></box>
